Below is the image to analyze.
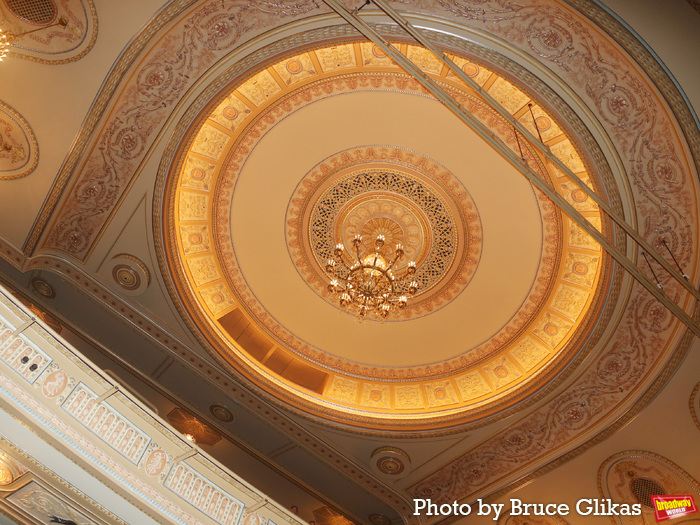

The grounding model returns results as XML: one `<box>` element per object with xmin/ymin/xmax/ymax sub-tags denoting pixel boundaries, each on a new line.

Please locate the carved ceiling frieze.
<box><xmin>39</xmin><ymin>0</ymin><xmax>325</xmax><ymax>258</ymax></box>
<box><xmin>406</xmin><ymin>0</ymin><xmax>698</xmax><ymax>502</ymax></box>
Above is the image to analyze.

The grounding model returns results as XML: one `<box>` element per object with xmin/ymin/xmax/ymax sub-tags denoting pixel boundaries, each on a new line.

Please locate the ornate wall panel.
<box><xmin>0</xmin><ymin>285</ymin><xmax>313</xmax><ymax>525</ymax></box>
<box><xmin>0</xmin><ymin>0</ymin><xmax>97</xmax><ymax>63</ymax></box>
<box><xmin>599</xmin><ymin>451</ymin><xmax>700</xmax><ymax>525</ymax></box>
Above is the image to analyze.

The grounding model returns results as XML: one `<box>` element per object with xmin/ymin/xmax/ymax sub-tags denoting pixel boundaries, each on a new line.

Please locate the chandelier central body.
<box><xmin>326</xmin><ymin>234</ymin><xmax>418</xmax><ymax>319</ymax></box>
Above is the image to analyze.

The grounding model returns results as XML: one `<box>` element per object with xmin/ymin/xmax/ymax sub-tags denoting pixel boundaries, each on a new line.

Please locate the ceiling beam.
<box><xmin>320</xmin><ymin>0</ymin><xmax>700</xmax><ymax>338</ymax></box>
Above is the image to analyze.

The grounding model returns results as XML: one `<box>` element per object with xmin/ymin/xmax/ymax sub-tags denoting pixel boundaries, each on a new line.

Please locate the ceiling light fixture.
<box><xmin>0</xmin><ymin>17</ymin><xmax>68</xmax><ymax>62</ymax></box>
<box><xmin>0</xmin><ymin>29</ymin><xmax>13</xmax><ymax>61</ymax></box>
<box><xmin>325</xmin><ymin>234</ymin><xmax>419</xmax><ymax>319</ymax></box>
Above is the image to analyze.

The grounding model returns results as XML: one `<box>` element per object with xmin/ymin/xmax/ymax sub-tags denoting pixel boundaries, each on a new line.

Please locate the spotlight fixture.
<box><xmin>325</xmin><ymin>234</ymin><xmax>419</xmax><ymax>319</ymax></box>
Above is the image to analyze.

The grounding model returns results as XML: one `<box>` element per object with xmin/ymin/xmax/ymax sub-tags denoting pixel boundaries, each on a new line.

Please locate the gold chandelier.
<box><xmin>0</xmin><ymin>29</ymin><xmax>13</xmax><ymax>62</ymax></box>
<box><xmin>325</xmin><ymin>234</ymin><xmax>419</xmax><ymax>319</ymax></box>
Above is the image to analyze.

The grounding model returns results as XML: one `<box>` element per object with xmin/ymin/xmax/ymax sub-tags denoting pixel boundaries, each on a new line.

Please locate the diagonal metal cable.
<box><xmin>321</xmin><ymin>0</ymin><xmax>700</xmax><ymax>337</ymax></box>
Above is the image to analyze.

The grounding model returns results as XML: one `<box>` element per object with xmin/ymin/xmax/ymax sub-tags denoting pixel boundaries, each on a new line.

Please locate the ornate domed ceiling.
<box><xmin>1</xmin><ymin>0</ymin><xmax>699</xmax><ymax>520</ymax></box>
<box><xmin>161</xmin><ymin>40</ymin><xmax>617</xmax><ymax>431</ymax></box>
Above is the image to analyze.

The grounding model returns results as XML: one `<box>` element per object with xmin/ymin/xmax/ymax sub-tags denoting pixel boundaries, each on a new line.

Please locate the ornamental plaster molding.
<box><xmin>158</xmin><ymin>32</ymin><xmax>620</xmax><ymax>429</ymax></box>
<box><xmin>598</xmin><ymin>450</ymin><xmax>700</xmax><ymax>524</ymax></box>
<box><xmin>691</xmin><ymin>382</ymin><xmax>700</xmax><ymax>433</ymax></box>
<box><xmin>34</xmin><ymin>0</ymin><xmax>328</xmax><ymax>258</ymax></box>
<box><xmin>0</xmin><ymin>437</ymin><xmax>124</xmax><ymax>524</ymax></box>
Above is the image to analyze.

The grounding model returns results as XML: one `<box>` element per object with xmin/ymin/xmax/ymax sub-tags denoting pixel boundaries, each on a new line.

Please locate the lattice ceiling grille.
<box><xmin>5</xmin><ymin>0</ymin><xmax>56</xmax><ymax>24</ymax></box>
<box><xmin>631</xmin><ymin>477</ymin><xmax>665</xmax><ymax>509</ymax></box>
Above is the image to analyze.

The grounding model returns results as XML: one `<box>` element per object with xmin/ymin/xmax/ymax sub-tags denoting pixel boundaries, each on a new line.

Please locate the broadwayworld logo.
<box><xmin>651</xmin><ymin>495</ymin><xmax>698</xmax><ymax>522</ymax></box>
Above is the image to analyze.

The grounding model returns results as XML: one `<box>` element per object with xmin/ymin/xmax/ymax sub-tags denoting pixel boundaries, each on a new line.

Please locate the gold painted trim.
<box><xmin>691</xmin><ymin>382</ymin><xmax>700</xmax><ymax>433</ymax></box>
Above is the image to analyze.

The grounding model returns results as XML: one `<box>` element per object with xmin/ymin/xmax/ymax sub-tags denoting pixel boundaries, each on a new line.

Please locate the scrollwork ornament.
<box><xmin>525</xmin><ymin>17</ymin><xmax>575</xmax><ymax>62</ymax></box>
<box><xmin>45</xmin><ymin>0</ymin><xmax>320</xmax><ymax>258</ymax></box>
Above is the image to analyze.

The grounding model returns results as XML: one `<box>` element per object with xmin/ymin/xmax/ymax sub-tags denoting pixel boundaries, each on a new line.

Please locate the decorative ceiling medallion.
<box><xmin>368</xmin><ymin>514</ymin><xmax>391</xmax><ymax>525</ymax></box>
<box><xmin>0</xmin><ymin>0</ymin><xmax>97</xmax><ymax>64</ymax></box>
<box><xmin>370</xmin><ymin>446</ymin><xmax>411</xmax><ymax>478</ymax></box>
<box><xmin>599</xmin><ymin>451</ymin><xmax>700</xmax><ymax>522</ymax></box>
<box><xmin>30</xmin><ymin>277</ymin><xmax>54</xmax><ymax>298</ymax></box>
<box><xmin>286</xmin><ymin>147</ymin><xmax>482</xmax><ymax>320</ymax></box>
<box><xmin>107</xmin><ymin>254</ymin><xmax>150</xmax><ymax>296</ymax></box>
<box><xmin>209</xmin><ymin>403</ymin><xmax>234</xmax><ymax>423</ymax></box>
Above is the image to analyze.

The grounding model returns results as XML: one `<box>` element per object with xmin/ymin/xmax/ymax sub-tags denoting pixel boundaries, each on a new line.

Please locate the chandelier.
<box><xmin>0</xmin><ymin>29</ymin><xmax>13</xmax><ymax>62</ymax></box>
<box><xmin>325</xmin><ymin>234</ymin><xmax>419</xmax><ymax>319</ymax></box>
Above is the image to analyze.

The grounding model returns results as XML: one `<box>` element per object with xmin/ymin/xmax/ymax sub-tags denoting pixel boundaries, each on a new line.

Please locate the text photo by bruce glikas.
<box><xmin>413</xmin><ymin>498</ymin><xmax>643</xmax><ymax>520</ymax></box>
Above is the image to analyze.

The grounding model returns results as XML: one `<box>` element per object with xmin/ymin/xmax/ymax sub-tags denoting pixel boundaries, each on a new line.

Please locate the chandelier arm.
<box><xmin>386</xmin><ymin>252</ymin><xmax>401</xmax><ymax>271</ymax></box>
